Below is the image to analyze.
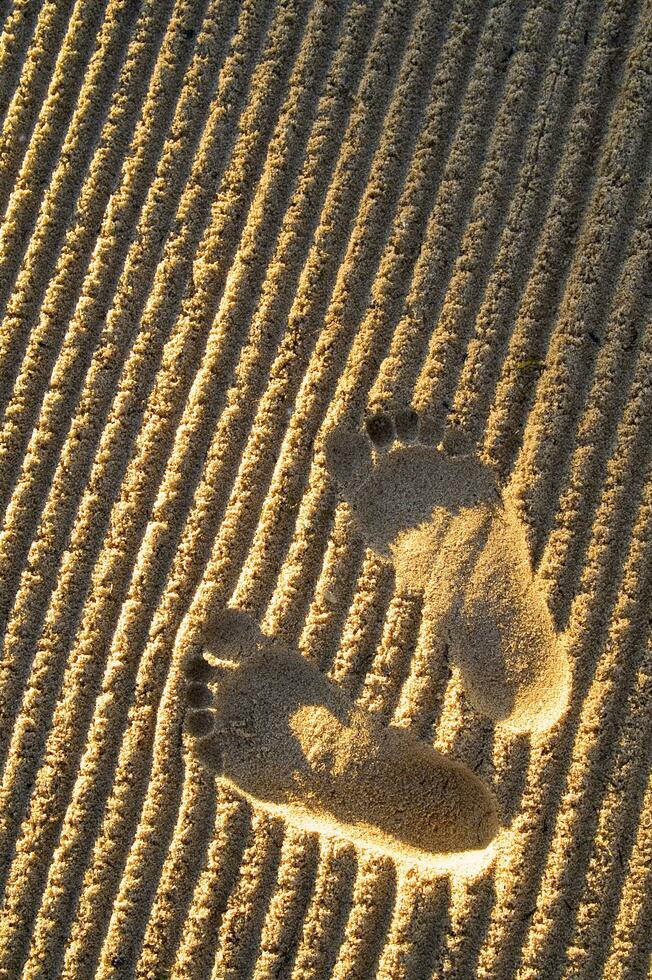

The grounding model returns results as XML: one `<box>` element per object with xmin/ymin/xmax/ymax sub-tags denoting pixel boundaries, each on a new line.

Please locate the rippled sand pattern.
<box><xmin>0</xmin><ymin>0</ymin><xmax>651</xmax><ymax>976</ymax></box>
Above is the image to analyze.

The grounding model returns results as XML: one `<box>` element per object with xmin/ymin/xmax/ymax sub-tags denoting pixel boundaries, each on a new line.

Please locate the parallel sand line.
<box><xmin>326</xmin><ymin>551</ymin><xmax>395</xmax><ymax>696</ymax></box>
<box><xmin>0</xmin><ymin>0</ymin><xmax>134</xmax><ymax>346</ymax></box>
<box><xmin>507</xmin><ymin>19</ymin><xmax>652</xmax><ymax>564</ymax></box>
<box><xmin>14</xmin><ymin>9</ymin><xmax>648</xmax><ymax>980</ymax></box>
<box><xmin>0</xmin><ymin>0</ymin><xmax>268</xmax><ymax>802</ymax></box>
<box><xmin>82</xmin><ymin>2</ymin><xmax>393</xmax><ymax>970</ymax></box>
<box><xmin>412</xmin><ymin>42</ymin><xmax>652</xmax><ymax>960</ymax></box>
<box><xmin>375</xmin><ymin>876</ymin><xmax>451</xmax><ymax>980</ymax></box>
<box><xmin>112</xmin><ymin>0</ymin><xmax>407</xmax><ymax>963</ymax></box>
<box><xmin>430</xmin><ymin>736</ymin><xmax>530</xmax><ymax>978</ymax></box>
<box><xmin>370</xmin><ymin>0</ymin><xmax>563</xmax><ymax>418</ymax></box>
<box><xmin>248</xmin><ymin>0</ymin><xmax>544</xmax><ymax>812</ymax></box>
<box><xmin>555</xmin><ymin>640</ymin><xmax>652</xmax><ymax>978</ymax></box>
<box><xmin>0</xmin><ymin>0</ymin><xmax>242</xmax><ymax>797</ymax></box>
<box><xmin>244</xmin><ymin>0</ymin><xmax>518</xmax><ymax>635</ymax></box>
<box><xmin>287</xmin><ymin>841</ymin><xmax>357</xmax><ymax>980</ymax></box>
<box><xmin>133</xmin><ymin>759</ymin><xmax>221</xmax><ymax>979</ymax></box>
<box><xmin>442</xmin><ymin>0</ymin><xmax>613</xmax><ymax>454</ymax></box>
<box><xmin>7</xmin><ymin>0</ymin><xmax>370</xmax><ymax>964</ymax></box>
<box><xmin>141</xmin><ymin>0</ymin><xmax>400</xmax><ymax>639</ymax></box>
<box><xmin>476</xmin><ymin>411</ymin><xmax>652</xmax><ymax>977</ymax></box>
<box><xmin>0</xmin><ymin>0</ymin><xmax>308</xmax><ymax>969</ymax></box>
<box><xmin>194</xmin><ymin>0</ymin><xmax>424</xmax><ymax>624</ymax></box>
<box><xmin>117</xmin><ymin>5</ymin><xmax>464</xmax><ymax>940</ymax></box>
<box><xmin>349</xmin><ymin>0</ymin><xmax>530</xmax><ymax>429</ymax></box>
<box><xmin>210</xmin><ymin>814</ymin><xmax>285</xmax><ymax>980</ymax></box>
<box><xmin>434</xmin><ymin>678</ymin><xmax>495</xmax><ymax>783</ymax></box>
<box><xmin>297</xmin><ymin>505</ymin><xmax>368</xmax><ymax>673</ymax></box>
<box><xmin>11</xmin><ymin>0</ymin><xmax>322</xmax><ymax>972</ymax></box>
<box><xmin>61</xmin><ymin>0</ymin><xmax>380</xmax><ymax>964</ymax></box>
<box><xmin>374</xmin><ymin>247</ymin><xmax>640</xmax><ymax>975</ymax></box>
<box><xmin>444</xmin><ymin>26</ymin><xmax>646</xmax><ymax>968</ymax></box>
<box><xmin>522</xmin><ymin>564</ymin><xmax>650</xmax><ymax>975</ymax></box>
<box><xmin>35</xmin><ymin>3</ymin><xmax>392</xmax><ymax>972</ymax></box>
<box><xmin>437</xmin><ymin>876</ymin><xmax>496</xmax><ymax>979</ymax></box>
<box><xmin>0</xmin><ymin>0</ymin><xmax>77</xmax><ymax>217</ymax></box>
<box><xmin>0</xmin><ymin>0</ymin><xmax>200</xmax><ymax>525</ymax></box>
<box><xmin>99</xmin><ymin>19</ymin><xmax>652</xmax><ymax>976</ymax></box>
<box><xmin>0</xmin><ymin>0</ymin><xmax>245</xmax><ymax>784</ymax></box>
<box><xmin>537</xmin><ymin>189</ymin><xmax>652</xmax><ymax>623</ymax></box>
<box><xmin>356</xmin><ymin>592</ymin><xmax>423</xmax><ymax>722</ymax></box>
<box><xmin>230</xmin><ymin>0</ymin><xmax>465</xmax><ymax>624</ymax></box>
<box><xmin>148</xmin><ymin>9</ymin><xmax>510</xmax><ymax>948</ymax></box>
<box><xmin>0</xmin><ymin>0</ymin><xmax>42</xmax><ymax>127</ymax></box>
<box><xmin>249</xmin><ymin>829</ymin><xmax>320</xmax><ymax>980</ymax></box>
<box><xmin>330</xmin><ymin>857</ymin><xmax>397</xmax><ymax>980</ymax></box>
<box><xmin>602</xmin><ymin>767</ymin><xmax>652</xmax><ymax>980</ymax></box>
<box><xmin>1</xmin><ymin>1</ymin><xmax>652</xmax><ymax>976</ymax></box>
<box><xmin>169</xmin><ymin>792</ymin><xmax>251</xmax><ymax>980</ymax></box>
<box><xmin>166</xmin><ymin>0</ymin><xmax>548</xmax><ymax>956</ymax></box>
<box><xmin>429</xmin><ymin>169</ymin><xmax>652</xmax><ymax>936</ymax></box>
<box><xmin>0</xmin><ymin>0</ymin><xmax>342</xmax><ymax>580</ymax></box>
<box><xmin>411</xmin><ymin>0</ymin><xmax>568</xmax><ymax>441</ymax></box>
<box><xmin>0</xmin><ymin>0</ymin><xmax>244</xmax><ymax>771</ymax></box>
<box><xmin>484</xmin><ymin>0</ymin><xmax>647</xmax><ymax>480</ymax></box>
<box><xmin>0</xmin><ymin>0</ymin><xmax>180</xmax><ymax>604</ymax></box>
<box><xmin>392</xmin><ymin>614</ymin><xmax>453</xmax><ymax>741</ymax></box>
<box><xmin>473</xmin><ymin>412</ymin><xmax>652</xmax><ymax>976</ymax></box>
<box><xmin>516</xmin><ymin>468</ymin><xmax>652</xmax><ymax>977</ymax></box>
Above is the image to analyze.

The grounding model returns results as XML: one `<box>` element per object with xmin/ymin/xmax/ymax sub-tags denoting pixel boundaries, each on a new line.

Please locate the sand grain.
<box><xmin>1</xmin><ymin>0</ymin><xmax>651</xmax><ymax>976</ymax></box>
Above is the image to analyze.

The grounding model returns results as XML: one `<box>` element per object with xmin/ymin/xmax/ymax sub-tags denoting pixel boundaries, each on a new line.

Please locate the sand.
<box><xmin>0</xmin><ymin>0</ymin><xmax>651</xmax><ymax>976</ymax></box>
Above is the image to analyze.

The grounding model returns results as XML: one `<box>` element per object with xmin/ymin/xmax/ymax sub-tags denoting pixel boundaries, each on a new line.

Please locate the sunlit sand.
<box><xmin>0</xmin><ymin>0</ymin><xmax>649</xmax><ymax>976</ymax></box>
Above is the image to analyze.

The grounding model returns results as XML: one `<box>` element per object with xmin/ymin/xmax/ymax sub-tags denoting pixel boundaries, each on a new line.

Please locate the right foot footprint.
<box><xmin>324</xmin><ymin>411</ymin><xmax>570</xmax><ymax>734</ymax></box>
<box><xmin>184</xmin><ymin>609</ymin><xmax>499</xmax><ymax>867</ymax></box>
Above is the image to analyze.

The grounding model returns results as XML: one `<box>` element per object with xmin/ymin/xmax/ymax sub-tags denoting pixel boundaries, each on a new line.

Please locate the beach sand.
<box><xmin>0</xmin><ymin>0</ymin><xmax>651</xmax><ymax>976</ymax></box>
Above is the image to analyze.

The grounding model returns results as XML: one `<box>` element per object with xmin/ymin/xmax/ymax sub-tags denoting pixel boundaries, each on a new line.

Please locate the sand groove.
<box><xmin>0</xmin><ymin>0</ymin><xmax>44</xmax><ymax>130</ymax></box>
<box><xmin>1</xmin><ymin>0</ymin><xmax>651</xmax><ymax>976</ymax></box>
<box><xmin>0</xmin><ymin>0</ymin><xmax>78</xmax><ymax>220</ymax></box>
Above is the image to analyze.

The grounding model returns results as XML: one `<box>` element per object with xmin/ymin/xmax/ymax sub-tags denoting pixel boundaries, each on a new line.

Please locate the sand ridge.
<box><xmin>184</xmin><ymin>608</ymin><xmax>501</xmax><ymax>873</ymax></box>
<box><xmin>0</xmin><ymin>0</ymin><xmax>651</xmax><ymax>976</ymax></box>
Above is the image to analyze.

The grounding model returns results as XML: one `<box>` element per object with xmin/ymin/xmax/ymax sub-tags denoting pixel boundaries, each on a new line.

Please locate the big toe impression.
<box><xmin>200</xmin><ymin>606</ymin><xmax>266</xmax><ymax>663</ymax></box>
<box><xmin>324</xmin><ymin>423</ymin><xmax>372</xmax><ymax>493</ymax></box>
<box><xmin>182</xmin><ymin>610</ymin><xmax>501</xmax><ymax>872</ymax></box>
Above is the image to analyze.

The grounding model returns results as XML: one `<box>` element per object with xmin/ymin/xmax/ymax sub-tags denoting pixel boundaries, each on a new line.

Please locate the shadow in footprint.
<box><xmin>184</xmin><ymin>609</ymin><xmax>500</xmax><ymax>875</ymax></box>
<box><xmin>324</xmin><ymin>410</ymin><xmax>571</xmax><ymax>734</ymax></box>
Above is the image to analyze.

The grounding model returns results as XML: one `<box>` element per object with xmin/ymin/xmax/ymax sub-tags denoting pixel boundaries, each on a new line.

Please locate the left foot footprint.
<box><xmin>184</xmin><ymin>609</ymin><xmax>499</xmax><ymax>866</ymax></box>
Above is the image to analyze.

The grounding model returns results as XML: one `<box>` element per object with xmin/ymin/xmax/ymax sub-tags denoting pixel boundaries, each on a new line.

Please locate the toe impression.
<box><xmin>324</xmin><ymin>424</ymin><xmax>372</xmax><ymax>492</ymax></box>
<box><xmin>185</xmin><ymin>709</ymin><xmax>215</xmax><ymax>739</ymax></box>
<box><xmin>366</xmin><ymin>412</ymin><xmax>395</xmax><ymax>449</ymax></box>
<box><xmin>182</xmin><ymin>607</ymin><xmax>501</xmax><ymax>873</ymax></box>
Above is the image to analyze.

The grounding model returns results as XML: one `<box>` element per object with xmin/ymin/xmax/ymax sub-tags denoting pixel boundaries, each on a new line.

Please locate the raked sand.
<box><xmin>0</xmin><ymin>0</ymin><xmax>651</xmax><ymax>976</ymax></box>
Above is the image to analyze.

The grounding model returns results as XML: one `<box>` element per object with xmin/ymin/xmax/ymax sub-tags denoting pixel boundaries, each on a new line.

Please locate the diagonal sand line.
<box><xmin>1</xmin><ymin>0</ymin><xmax>651</xmax><ymax>975</ymax></box>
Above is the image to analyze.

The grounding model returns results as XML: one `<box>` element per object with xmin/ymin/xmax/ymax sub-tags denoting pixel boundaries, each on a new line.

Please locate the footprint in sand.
<box><xmin>324</xmin><ymin>410</ymin><xmax>570</xmax><ymax>735</ymax></box>
<box><xmin>184</xmin><ymin>608</ymin><xmax>499</xmax><ymax>868</ymax></box>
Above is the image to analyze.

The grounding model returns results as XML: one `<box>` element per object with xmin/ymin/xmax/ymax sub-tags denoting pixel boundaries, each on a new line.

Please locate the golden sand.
<box><xmin>0</xmin><ymin>0</ymin><xmax>651</xmax><ymax>976</ymax></box>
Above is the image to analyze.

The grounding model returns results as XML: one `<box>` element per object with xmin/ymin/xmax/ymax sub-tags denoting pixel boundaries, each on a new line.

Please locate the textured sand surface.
<box><xmin>1</xmin><ymin>0</ymin><xmax>651</xmax><ymax>976</ymax></box>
